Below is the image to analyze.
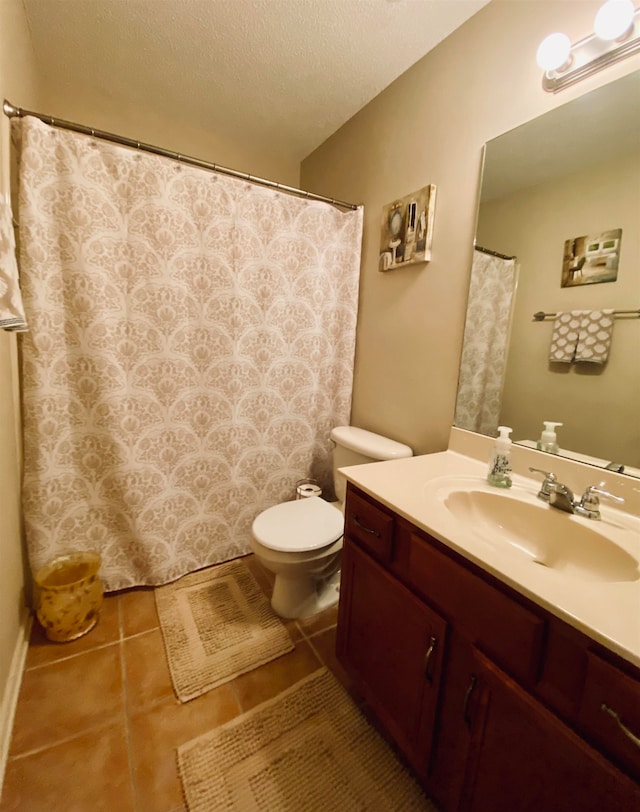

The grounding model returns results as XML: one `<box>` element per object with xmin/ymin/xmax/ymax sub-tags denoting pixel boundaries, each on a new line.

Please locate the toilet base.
<box><xmin>271</xmin><ymin>568</ymin><xmax>341</xmax><ymax>619</ymax></box>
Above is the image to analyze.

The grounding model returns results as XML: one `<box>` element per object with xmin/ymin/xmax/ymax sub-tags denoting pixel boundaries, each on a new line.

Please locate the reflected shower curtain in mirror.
<box><xmin>17</xmin><ymin>116</ymin><xmax>363</xmax><ymax>590</ymax></box>
<box><xmin>454</xmin><ymin>250</ymin><xmax>517</xmax><ymax>436</ymax></box>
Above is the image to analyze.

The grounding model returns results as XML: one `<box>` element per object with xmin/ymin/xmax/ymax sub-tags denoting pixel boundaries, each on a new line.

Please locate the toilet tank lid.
<box><xmin>330</xmin><ymin>426</ymin><xmax>413</xmax><ymax>460</ymax></box>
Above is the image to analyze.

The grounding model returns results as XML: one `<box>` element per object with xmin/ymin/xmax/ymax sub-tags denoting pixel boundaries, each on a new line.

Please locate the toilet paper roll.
<box><xmin>296</xmin><ymin>479</ymin><xmax>322</xmax><ymax>499</ymax></box>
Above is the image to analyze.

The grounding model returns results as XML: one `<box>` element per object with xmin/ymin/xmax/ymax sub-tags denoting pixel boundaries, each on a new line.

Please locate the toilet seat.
<box><xmin>252</xmin><ymin>496</ymin><xmax>343</xmax><ymax>553</ymax></box>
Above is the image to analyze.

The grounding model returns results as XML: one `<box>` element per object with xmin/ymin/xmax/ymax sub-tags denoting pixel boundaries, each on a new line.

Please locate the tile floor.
<box><xmin>0</xmin><ymin>555</ymin><xmax>354</xmax><ymax>812</ymax></box>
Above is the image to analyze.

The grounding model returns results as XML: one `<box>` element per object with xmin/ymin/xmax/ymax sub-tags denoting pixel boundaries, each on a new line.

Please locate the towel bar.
<box><xmin>533</xmin><ymin>308</ymin><xmax>640</xmax><ymax>321</ymax></box>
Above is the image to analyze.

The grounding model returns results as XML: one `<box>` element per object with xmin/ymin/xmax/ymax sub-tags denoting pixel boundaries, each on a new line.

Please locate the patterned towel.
<box><xmin>548</xmin><ymin>311</ymin><xmax>583</xmax><ymax>363</ymax></box>
<box><xmin>575</xmin><ymin>309</ymin><xmax>614</xmax><ymax>364</ymax></box>
<box><xmin>0</xmin><ymin>194</ymin><xmax>28</xmax><ymax>332</ymax></box>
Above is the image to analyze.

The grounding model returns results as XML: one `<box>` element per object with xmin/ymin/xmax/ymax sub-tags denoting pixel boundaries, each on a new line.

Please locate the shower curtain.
<box><xmin>17</xmin><ymin>116</ymin><xmax>363</xmax><ymax>590</ymax></box>
<box><xmin>454</xmin><ymin>249</ymin><xmax>516</xmax><ymax>436</ymax></box>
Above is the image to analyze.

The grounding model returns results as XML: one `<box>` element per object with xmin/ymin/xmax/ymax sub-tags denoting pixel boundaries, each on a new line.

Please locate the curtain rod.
<box><xmin>474</xmin><ymin>244</ymin><xmax>516</xmax><ymax>261</ymax></box>
<box><xmin>2</xmin><ymin>99</ymin><xmax>359</xmax><ymax>212</ymax></box>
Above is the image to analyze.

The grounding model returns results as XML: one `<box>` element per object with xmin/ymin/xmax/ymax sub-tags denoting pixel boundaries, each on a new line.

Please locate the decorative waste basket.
<box><xmin>34</xmin><ymin>551</ymin><xmax>103</xmax><ymax>642</ymax></box>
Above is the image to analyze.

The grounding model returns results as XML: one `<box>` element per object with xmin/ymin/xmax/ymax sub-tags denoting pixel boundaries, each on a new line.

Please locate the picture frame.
<box><xmin>561</xmin><ymin>228</ymin><xmax>622</xmax><ymax>287</ymax></box>
<box><xmin>379</xmin><ymin>184</ymin><xmax>436</xmax><ymax>271</ymax></box>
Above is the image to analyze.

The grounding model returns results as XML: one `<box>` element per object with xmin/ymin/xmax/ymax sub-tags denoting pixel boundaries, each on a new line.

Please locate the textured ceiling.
<box><xmin>22</xmin><ymin>0</ymin><xmax>490</xmax><ymax>162</ymax></box>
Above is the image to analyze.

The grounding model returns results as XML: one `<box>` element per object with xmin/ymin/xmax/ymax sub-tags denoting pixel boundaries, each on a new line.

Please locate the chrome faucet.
<box><xmin>528</xmin><ymin>468</ymin><xmax>557</xmax><ymax>501</ymax></box>
<box><xmin>548</xmin><ymin>482</ymin><xmax>578</xmax><ymax>514</ymax></box>
<box><xmin>529</xmin><ymin>468</ymin><xmax>624</xmax><ymax>519</ymax></box>
<box><xmin>549</xmin><ymin>482</ymin><xmax>625</xmax><ymax>519</ymax></box>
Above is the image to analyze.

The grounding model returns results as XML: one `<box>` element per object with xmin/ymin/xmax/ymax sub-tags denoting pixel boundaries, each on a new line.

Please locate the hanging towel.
<box><xmin>575</xmin><ymin>309</ymin><xmax>614</xmax><ymax>364</ymax></box>
<box><xmin>548</xmin><ymin>310</ymin><xmax>583</xmax><ymax>363</ymax></box>
<box><xmin>0</xmin><ymin>194</ymin><xmax>28</xmax><ymax>332</ymax></box>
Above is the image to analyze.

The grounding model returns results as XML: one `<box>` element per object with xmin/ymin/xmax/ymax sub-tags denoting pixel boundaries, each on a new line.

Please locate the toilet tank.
<box><xmin>330</xmin><ymin>426</ymin><xmax>413</xmax><ymax>505</ymax></box>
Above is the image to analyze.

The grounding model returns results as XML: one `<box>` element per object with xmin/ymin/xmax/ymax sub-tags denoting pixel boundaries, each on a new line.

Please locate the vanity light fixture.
<box><xmin>537</xmin><ymin>0</ymin><xmax>640</xmax><ymax>92</ymax></box>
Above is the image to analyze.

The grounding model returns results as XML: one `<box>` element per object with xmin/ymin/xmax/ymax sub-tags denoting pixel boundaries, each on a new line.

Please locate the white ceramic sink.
<box><xmin>427</xmin><ymin>477</ymin><xmax>639</xmax><ymax>583</ymax></box>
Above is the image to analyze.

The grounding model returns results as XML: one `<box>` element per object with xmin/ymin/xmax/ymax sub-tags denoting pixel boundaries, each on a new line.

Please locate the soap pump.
<box><xmin>536</xmin><ymin>421</ymin><xmax>563</xmax><ymax>454</ymax></box>
<box><xmin>487</xmin><ymin>426</ymin><xmax>513</xmax><ymax>488</ymax></box>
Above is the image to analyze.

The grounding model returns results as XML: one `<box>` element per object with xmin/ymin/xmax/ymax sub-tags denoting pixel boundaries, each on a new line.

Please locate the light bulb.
<box><xmin>536</xmin><ymin>32</ymin><xmax>572</xmax><ymax>72</ymax></box>
<box><xmin>594</xmin><ymin>0</ymin><xmax>635</xmax><ymax>41</ymax></box>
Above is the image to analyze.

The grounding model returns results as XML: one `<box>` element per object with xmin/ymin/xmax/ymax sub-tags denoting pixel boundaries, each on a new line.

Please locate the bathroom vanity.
<box><xmin>335</xmin><ymin>448</ymin><xmax>640</xmax><ymax>811</ymax></box>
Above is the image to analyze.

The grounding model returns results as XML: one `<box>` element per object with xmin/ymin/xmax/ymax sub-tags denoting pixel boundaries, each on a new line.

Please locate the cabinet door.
<box><xmin>578</xmin><ymin>649</ymin><xmax>640</xmax><ymax>782</ymax></box>
<box><xmin>460</xmin><ymin>649</ymin><xmax>640</xmax><ymax>812</ymax></box>
<box><xmin>337</xmin><ymin>538</ymin><xmax>447</xmax><ymax>777</ymax></box>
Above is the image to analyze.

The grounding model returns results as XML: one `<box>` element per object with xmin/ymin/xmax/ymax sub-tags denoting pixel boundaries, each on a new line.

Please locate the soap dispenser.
<box><xmin>487</xmin><ymin>426</ymin><xmax>513</xmax><ymax>488</ymax></box>
<box><xmin>536</xmin><ymin>421</ymin><xmax>563</xmax><ymax>454</ymax></box>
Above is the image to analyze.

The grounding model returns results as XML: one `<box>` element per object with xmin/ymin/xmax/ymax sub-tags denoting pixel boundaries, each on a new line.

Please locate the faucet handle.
<box><xmin>528</xmin><ymin>467</ymin><xmax>557</xmax><ymax>501</ymax></box>
<box><xmin>580</xmin><ymin>486</ymin><xmax>625</xmax><ymax>515</ymax></box>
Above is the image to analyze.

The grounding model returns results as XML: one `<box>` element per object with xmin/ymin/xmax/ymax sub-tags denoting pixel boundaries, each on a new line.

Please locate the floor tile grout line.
<box><xmin>304</xmin><ymin>631</ymin><xmax>327</xmax><ymax>669</ymax></box>
<box><xmin>7</xmin><ymin>713</ymin><xmax>129</xmax><ymax>762</ymax></box>
<box><xmin>23</xmin><ymin>621</ymin><xmax>161</xmax><ymax>673</ymax></box>
<box><xmin>11</xmin><ymin>561</ymin><xmax>337</xmax><ymax>804</ymax></box>
<box><xmin>295</xmin><ymin>620</ymin><xmax>338</xmax><ymax>645</ymax></box>
<box><xmin>125</xmin><ymin>690</ymin><xmax>178</xmax><ymax>718</ymax></box>
<box><xmin>24</xmin><ymin>638</ymin><xmax>122</xmax><ymax>672</ymax></box>
<box><xmin>120</xmin><ymin>635</ymin><xmax>142</xmax><ymax>812</ymax></box>
<box><xmin>9</xmin><ymin>616</ymin><xmax>336</xmax><ymax>766</ymax></box>
<box><xmin>117</xmin><ymin>592</ymin><xmax>124</xmax><ymax>642</ymax></box>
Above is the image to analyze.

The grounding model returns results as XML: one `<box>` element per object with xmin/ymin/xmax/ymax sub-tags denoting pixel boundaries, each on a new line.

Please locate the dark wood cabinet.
<box><xmin>337</xmin><ymin>538</ymin><xmax>446</xmax><ymax>778</ymax></box>
<box><xmin>460</xmin><ymin>648</ymin><xmax>640</xmax><ymax>812</ymax></box>
<box><xmin>336</xmin><ymin>483</ymin><xmax>640</xmax><ymax>811</ymax></box>
<box><xmin>578</xmin><ymin>649</ymin><xmax>640</xmax><ymax>782</ymax></box>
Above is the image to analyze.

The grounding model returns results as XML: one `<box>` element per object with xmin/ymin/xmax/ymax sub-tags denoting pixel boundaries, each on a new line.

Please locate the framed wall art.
<box><xmin>379</xmin><ymin>184</ymin><xmax>436</xmax><ymax>271</ymax></box>
<box><xmin>561</xmin><ymin>228</ymin><xmax>622</xmax><ymax>287</ymax></box>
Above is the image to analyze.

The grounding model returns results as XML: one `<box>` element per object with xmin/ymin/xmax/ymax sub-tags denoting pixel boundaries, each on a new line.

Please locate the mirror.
<box><xmin>456</xmin><ymin>70</ymin><xmax>640</xmax><ymax>477</ymax></box>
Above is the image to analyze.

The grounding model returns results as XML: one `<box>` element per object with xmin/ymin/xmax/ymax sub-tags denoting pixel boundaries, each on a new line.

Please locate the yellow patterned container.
<box><xmin>34</xmin><ymin>551</ymin><xmax>103</xmax><ymax>642</ymax></box>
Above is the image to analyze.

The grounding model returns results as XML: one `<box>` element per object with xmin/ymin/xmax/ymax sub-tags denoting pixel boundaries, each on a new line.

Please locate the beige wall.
<box><xmin>39</xmin><ymin>86</ymin><xmax>301</xmax><ymax>187</ymax></box>
<box><xmin>0</xmin><ymin>0</ymin><xmax>41</xmax><ymax>730</ymax></box>
<box><xmin>477</xmin><ymin>150</ymin><xmax>640</xmax><ymax>467</ymax></box>
<box><xmin>301</xmin><ymin>0</ymin><xmax>640</xmax><ymax>455</ymax></box>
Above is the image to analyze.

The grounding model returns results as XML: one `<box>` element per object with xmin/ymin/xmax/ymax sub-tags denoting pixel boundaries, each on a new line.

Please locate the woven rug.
<box><xmin>177</xmin><ymin>668</ymin><xmax>436</xmax><ymax>811</ymax></box>
<box><xmin>155</xmin><ymin>559</ymin><xmax>294</xmax><ymax>702</ymax></box>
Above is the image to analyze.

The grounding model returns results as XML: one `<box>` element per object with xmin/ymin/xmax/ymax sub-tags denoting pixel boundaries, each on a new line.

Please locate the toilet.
<box><xmin>251</xmin><ymin>426</ymin><xmax>413</xmax><ymax>618</ymax></box>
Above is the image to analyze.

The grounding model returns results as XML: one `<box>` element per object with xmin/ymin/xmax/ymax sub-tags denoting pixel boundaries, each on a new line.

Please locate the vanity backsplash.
<box><xmin>449</xmin><ymin>427</ymin><xmax>640</xmax><ymax>519</ymax></box>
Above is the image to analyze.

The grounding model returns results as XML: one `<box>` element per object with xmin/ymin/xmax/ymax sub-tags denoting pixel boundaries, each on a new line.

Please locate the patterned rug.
<box><xmin>177</xmin><ymin>668</ymin><xmax>435</xmax><ymax>811</ymax></box>
<box><xmin>155</xmin><ymin>559</ymin><xmax>294</xmax><ymax>702</ymax></box>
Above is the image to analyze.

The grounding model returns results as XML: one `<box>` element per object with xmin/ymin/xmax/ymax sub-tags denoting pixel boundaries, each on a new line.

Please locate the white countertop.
<box><xmin>340</xmin><ymin>449</ymin><xmax>640</xmax><ymax>669</ymax></box>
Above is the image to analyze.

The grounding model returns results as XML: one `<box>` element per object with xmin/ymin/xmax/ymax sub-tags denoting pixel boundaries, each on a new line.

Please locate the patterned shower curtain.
<box><xmin>454</xmin><ymin>249</ymin><xmax>517</xmax><ymax>436</ymax></box>
<box><xmin>17</xmin><ymin>116</ymin><xmax>363</xmax><ymax>590</ymax></box>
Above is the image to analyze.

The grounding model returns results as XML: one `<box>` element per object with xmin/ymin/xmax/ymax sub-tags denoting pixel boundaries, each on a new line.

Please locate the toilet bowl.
<box><xmin>251</xmin><ymin>497</ymin><xmax>344</xmax><ymax>618</ymax></box>
<box><xmin>250</xmin><ymin>426</ymin><xmax>413</xmax><ymax>619</ymax></box>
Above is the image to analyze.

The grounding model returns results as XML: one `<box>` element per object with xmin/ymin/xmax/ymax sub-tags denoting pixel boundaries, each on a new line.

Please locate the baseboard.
<box><xmin>0</xmin><ymin>608</ymin><xmax>32</xmax><ymax>799</ymax></box>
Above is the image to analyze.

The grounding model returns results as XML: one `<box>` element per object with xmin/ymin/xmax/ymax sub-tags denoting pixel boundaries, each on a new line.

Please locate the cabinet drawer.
<box><xmin>344</xmin><ymin>489</ymin><xmax>395</xmax><ymax>563</ymax></box>
<box><xmin>408</xmin><ymin>533</ymin><xmax>545</xmax><ymax>684</ymax></box>
<box><xmin>578</xmin><ymin>650</ymin><xmax>640</xmax><ymax>780</ymax></box>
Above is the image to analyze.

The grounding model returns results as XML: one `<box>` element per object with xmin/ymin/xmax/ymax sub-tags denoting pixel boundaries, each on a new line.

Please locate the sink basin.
<box><xmin>435</xmin><ymin>481</ymin><xmax>639</xmax><ymax>583</ymax></box>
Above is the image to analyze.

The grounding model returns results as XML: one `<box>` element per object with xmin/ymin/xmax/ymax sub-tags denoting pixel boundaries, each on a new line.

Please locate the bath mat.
<box><xmin>177</xmin><ymin>668</ymin><xmax>436</xmax><ymax>811</ymax></box>
<box><xmin>155</xmin><ymin>559</ymin><xmax>294</xmax><ymax>702</ymax></box>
